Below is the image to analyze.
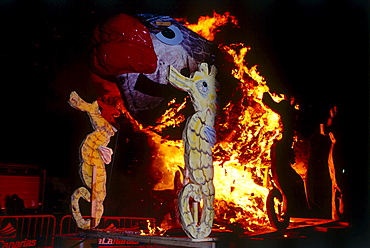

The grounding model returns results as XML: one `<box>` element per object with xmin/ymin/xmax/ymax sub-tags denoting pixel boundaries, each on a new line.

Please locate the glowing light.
<box><xmin>146</xmin><ymin>12</ymin><xmax>285</xmax><ymax>233</ymax></box>
<box><xmin>175</xmin><ymin>11</ymin><xmax>238</xmax><ymax>41</ymax></box>
<box><xmin>113</xmin><ymin>11</ymin><xmax>289</xmax><ymax>233</ymax></box>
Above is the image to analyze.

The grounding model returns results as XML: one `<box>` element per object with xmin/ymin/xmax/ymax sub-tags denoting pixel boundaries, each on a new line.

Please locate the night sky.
<box><xmin>0</xmin><ymin>0</ymin><xmax>368</xmax><ymax>238</ymax></box>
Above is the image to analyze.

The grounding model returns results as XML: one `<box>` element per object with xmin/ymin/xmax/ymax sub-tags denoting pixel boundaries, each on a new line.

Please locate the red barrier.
<box><xmin>59</xmin><ymin>215</ymin><xmax>156</xmax><ymax>234</ymax></box>
<box><xmin>0</xmin><ymin>215</ymin><xmax>156</xmax><ymax>247</ymax></box>
<box><xmin>0</xmin><ymin>215</ymin><xmax>56</xmax><ymax>248</ymax></box>
<box><xmin>58</xmin><ymin>215</ymin><xmax>156</xmax><ymax>247</ymax></box>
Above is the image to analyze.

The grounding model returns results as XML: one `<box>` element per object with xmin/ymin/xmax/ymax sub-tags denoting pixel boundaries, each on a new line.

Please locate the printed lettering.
<box><xmin>114</xmin><ymin>239</ymin><xmax>126</xmax><ymax>244</ymax></box>
<box><xmin>99</xmin><ymin>238</ymin><xmax>116</xmax><ymax>244</ymax></box>
<box><xmin>127</xmin><ymin>240</ymin><xmax>139</xmax><ymax>244</ymax></box>
<box><xmin>0</xmin><ymin>239</ymin><xmax>37</xmax><ymax>248</ymax></box>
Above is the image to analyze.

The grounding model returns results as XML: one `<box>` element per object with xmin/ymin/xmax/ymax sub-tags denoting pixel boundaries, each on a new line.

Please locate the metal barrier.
<box><xmin>0</xmin><ymin>215</ymin><xmax>56</xmax><ymax>248</ymax></box>
<box><xmin>0</xmin><ymin>215</ymin><xmax>155</xmax><ymax>247</ymax></box>
<box><xmin>59</xmin><ymin>215</ymin><xmax>156</xmax><ymax>234</ymax></box>
<box><xmin>58</xmin><ymin>216</ymin><xmax>156</xmax><ymax>247</ymax></box>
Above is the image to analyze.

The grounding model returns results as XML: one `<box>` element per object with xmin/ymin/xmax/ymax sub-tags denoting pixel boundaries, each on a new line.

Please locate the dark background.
<box><xmin>0</xmin><ymin>0</ymin><xmax>368</xmax><ymax>243</ymax></box>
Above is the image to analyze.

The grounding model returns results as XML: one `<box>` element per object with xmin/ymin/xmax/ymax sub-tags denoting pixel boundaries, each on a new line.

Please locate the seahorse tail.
<box><xmin>178</xmin><ymin>183</ymin><xmax>213</xmax><ymax>239</ymax></box>
<box><xmin>71</xmin><ymin>187</ymin><xmax>91</xmax><ymax>230</ymax></box>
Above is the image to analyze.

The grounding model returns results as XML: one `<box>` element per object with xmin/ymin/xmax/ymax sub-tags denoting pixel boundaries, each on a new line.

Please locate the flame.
<box><xmin>148</xmin><ymin>135</ymin><xmax>184</xmax><ymax>191</ymax></box>
<box><xmin>140</xmin><ymin>220</ymin><xmax>160</xmax><ymax>236</ymax></box>
<box><xmin>136</xmin><ymin>12</ymin><xmax>284</xmax><ymax>233</ymax></box>
<box><xmin>175</xmin><ymin>11</ymin><xmax>238</xmax><ymax>41</ymax></box>
<box><xmin>154</xmin><ymin>12</ymin><xmax>285</xmax><ymax>232</ymax></box>
<box><xmin>149</xmin><ymin>98</ymin><xmax>187</xmax><ymax>133</ymax></box>
<box><xmin>210</xmin><ymin>43</ymin><xmax>283</xmax><ymax>231</ymax></box>
<box><xmin>97</xmin><ymin>11</ymin><xmax>289</xmax><ymax>234</ymax></box>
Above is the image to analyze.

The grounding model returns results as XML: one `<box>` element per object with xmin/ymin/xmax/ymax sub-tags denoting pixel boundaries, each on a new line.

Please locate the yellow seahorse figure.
<box><xmin>168</xmin><ymin>63</ymin><xmax>218</xmax><ymax>239</ymax></box>
<box><xmin>69</xmin><ymin>91</ymin><xmax>116</xmax><ymax>229</ymax></box>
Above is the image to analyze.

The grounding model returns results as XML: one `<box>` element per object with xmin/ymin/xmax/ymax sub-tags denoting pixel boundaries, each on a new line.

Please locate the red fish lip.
<box><xmin>90</xmin><ymin>14</ymin><xmax>158</xmax><ymax>77</ymax></box>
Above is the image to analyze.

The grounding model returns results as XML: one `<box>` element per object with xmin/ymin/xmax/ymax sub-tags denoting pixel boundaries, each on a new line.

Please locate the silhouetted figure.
<box><xmin>263</xmin><ymin>92</ymin><xmax>305</xmax><ymax>229</ymax></box>
<box><xmin>320</xmin><ymin>106</ymin><xmax>344</xmax><ymax>220</ymax></box>
<box><xmin>5</xmin><ymin>194</ymin><xmax>25</xmax><ymax>215</ymax></box>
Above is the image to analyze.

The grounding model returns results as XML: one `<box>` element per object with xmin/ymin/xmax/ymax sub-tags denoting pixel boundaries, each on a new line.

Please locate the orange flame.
<box><xmin>201</xmin><ymin>41</ymin><xmax>283</xmax><ymax>231</ymax></box>
<box><xmin>149</xmin><ymin>98</ymin><xmax>187</xmax><ymax>133</ymax></box>
<box><xmin>147</xmin><ymin>12</ymin><xmax>285</xmax><ymax>232</ymax></box>
<box><xmin>96</xmin><ymin>11</ymin><xmax>288</xmax><ymax>234</ymax></box>
<box><xmin>176</xmin><ymin>11</ymin><xmax>238</xmax><ymax>41</ymax></box>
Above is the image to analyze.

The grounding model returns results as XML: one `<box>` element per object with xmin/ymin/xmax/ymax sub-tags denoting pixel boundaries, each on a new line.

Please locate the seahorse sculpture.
<box><xmin>69</xmin><ymin>91</ymin><xmax>116</xmax><ymax>229</ymax></box>
<box><xmin>168</xmin><ymin>62</ymin><xmax>218</xmax><ymax>239</ymax></box>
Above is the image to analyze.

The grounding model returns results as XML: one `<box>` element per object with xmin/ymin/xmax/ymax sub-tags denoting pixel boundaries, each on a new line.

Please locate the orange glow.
<box><xmin>175</xmin><ymin>11</ymin><xmax>238</xmax><ymax>41</ymax></box>
<box><xmin>210</xmin><ymin>43</ymin><xmax>283</xmax><ymax>231</ymax></box>
<box><xmin>143</xmin><ymin>12</ymin><xmax>285</xmax><ymax>233</ymax></box>
<box><xmin>98</xmin><ymin>11</ymin><xmax>289</xmax><ymax>234</ymax></box>
<box><xmin>142</xmin><ymin>41</ymin><xmax>283</xmax><ymax>231</ymax></box>
<box><xmin>140</xmin><ymin>220</ymin><xmax>160</xmax><ymax>236</ymax></box>
<box><xmin>150</xmin><ymin>98</ymin><xmax>187</xmax><ymax>133</ymax></box>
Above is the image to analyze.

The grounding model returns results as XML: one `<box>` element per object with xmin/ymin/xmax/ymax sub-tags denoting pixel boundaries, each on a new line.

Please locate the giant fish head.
<box><xmin>90</xmin><ymin>13</ymin><xmax>215</xmax><ymax>126</ymax></box>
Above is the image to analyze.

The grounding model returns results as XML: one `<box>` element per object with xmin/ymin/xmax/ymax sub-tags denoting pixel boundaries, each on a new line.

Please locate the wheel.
<box><xmin>267</xmin><ymin>188</ymin><xmax>290</xmax><ymax>231</ymax></box>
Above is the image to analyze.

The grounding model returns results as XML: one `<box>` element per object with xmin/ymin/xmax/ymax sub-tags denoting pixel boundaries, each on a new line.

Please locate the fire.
<box><xmin>175</xmin><ymin>11</ymin><xmax>238</xmax><ymax>41</ymax></box>
<box><xmin>99</xmin><ymin>12</ymin><xmax>286</xmax><ymax>234</ymax></box>
<box><xmin>148</xmin><ymin>135</ymin><xmax>183</xmax><ymax>191</ymax></box>
<box><xmin>140</xmin><ymin>220</ymin><xmax>163</xmax><ymax>236</ymax></box>
<box><xmin>149</xmin><ymin>98</ymin><xmax>187</xmax><ymax>134</ymax></box>
<box><xmin>210</xmin><ymin>43</ymin><xmax>283</xmax><ymax>231</ymax></box>
<box><xmin>142</xmin><ymin>12</ymin><xmax>284</xmax><ymax>232</ymax></box>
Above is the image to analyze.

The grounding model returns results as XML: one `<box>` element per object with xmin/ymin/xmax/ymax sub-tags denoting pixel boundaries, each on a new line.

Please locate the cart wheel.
<box><xmin>267</xmin><ymin>188</ymin><xmax>290</xmax><ymax>231</ymax></box>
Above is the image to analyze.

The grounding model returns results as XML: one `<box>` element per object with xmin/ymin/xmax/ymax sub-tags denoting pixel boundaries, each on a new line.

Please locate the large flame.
<box><xmin>96</xmin><ymin>12</ymin><xmax>287</xmax><ymax>234</ymax></box>
<box><xmin>211</xmin><ymin>43</ymin><xmax>282</xmax><ymax>231</ymax></box>
<box><xmin>146</xmin><ymin>12</ymin><xmax>285</xmax><ymax>232</ymax></box>
<box><xmin>175</xmin><ymin>11</ymin><xmax>238</xmax><ymax>42</ymax></box>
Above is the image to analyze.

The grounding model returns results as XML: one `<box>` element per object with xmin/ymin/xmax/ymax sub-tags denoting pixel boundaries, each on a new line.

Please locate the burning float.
<box><xmin>68</xmin><ymin>11</ymin><xmax>347</xmax><ymax>246</ymax></box>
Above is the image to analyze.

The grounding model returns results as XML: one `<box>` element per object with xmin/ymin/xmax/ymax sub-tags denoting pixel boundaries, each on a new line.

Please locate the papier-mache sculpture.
<box><xmin>168</xmin><ymin>63</ymin><xmax>218</xmax><ymax>239</ymax></box>
<box><xmin>69</xmin><ymin>91</ymin><xmax>117</xmax><ymax>229</ymax></box>
<box><xmin>90</xmin><ymin>13</ymin><xmax>214</xmax><ymax>125</ymax></box>
<box><xmin>71</xmin><ymin>13</ymin><xmax>216</xmax><ymax>236</ymax></box>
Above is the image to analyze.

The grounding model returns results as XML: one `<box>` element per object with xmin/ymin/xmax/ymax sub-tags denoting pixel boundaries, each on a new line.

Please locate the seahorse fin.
<box><xmin>98</xmin><ymin>145</ymin><xmax>114</xmax><ymax>164</ymax></box>
<box><xmin>203</xmin><ymin>125</ymin><xmax>216</xmax><ymax>148</ymax></box>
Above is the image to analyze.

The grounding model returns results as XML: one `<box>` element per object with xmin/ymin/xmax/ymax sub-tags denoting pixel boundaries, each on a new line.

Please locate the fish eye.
<box><xmin>162</xmin><ymin>28</ymin><xmax>175</xmax><ymax>39</ymax></box>
<box><xmin>156</xmin><ymin>25</ymin><xmax>183</xmax><ymax>45</ymax></box>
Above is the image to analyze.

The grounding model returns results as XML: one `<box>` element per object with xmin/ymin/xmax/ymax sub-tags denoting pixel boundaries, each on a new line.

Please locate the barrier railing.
<box><xmin>0</xmin><ymin>215</ymin><xmax>156</xmax><ymax>247</ymax></box>
<box><xmin>0</xmin><ymin>215</ymin><xmax>56</xmax><ymax>248</ymax></box>
<box><xmin>59</xmin><ymin>215</ymin><xmax>156</xmax><ymax>234</ymax></box>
